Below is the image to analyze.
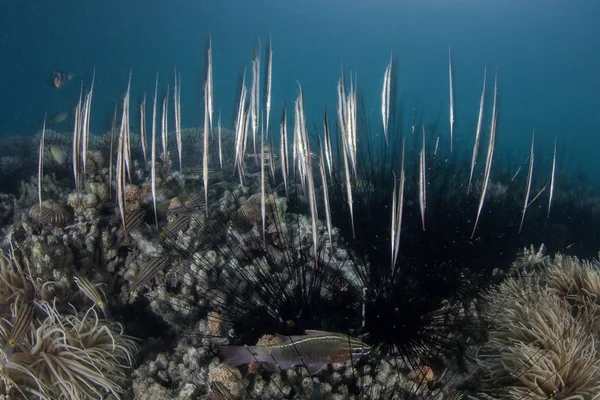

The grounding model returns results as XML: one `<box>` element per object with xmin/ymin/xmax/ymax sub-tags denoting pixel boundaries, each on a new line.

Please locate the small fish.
<box><xmin>391</xmin><ymin>140</ymin><xmax>406</xmax><ymax>276</ymax></box>
<box><xmin>210</xmin><ymin>381</ymin><xmax>236</xmax><ymax>400</ymax></box>
<box><xmin>161</xmin><ymin>214</ymin><xmax>190</xmax><ymax>239</ymax></box>
<box><xmin>185</xmin><ymin>165</ymin><xmax>203</xmax><ymax>177</ymax></box>
<box><xmin>548</xmin><ymin>137</ymin><xmax>557</xmax><ymax>218</ymax></box>
<box><xmin>168</xmin><ymin>192</ymin><xmax>205</xmax><ymax>216</ymax></box>
<box><xmin>250</xmin><ymin>43</ymin><xmax>261</xmax><ymax>160</ymax></box>
<box><xmin>51</xmin><ymin>70</ymin><xmax>74</xmax><ymax>89</ymax></box>
<box><xmin>381</xmin><ymin>52</ymin><xmax>392</xmax><ymax>146</ymax></box>
<box><xmin>280</xmin><ymin>104</ymin><xmax>289</xmax><ymax>197</ymax></box>
<box><xmin>519</xmin><ymin>130</ymin><xmax>535</xmax><ymax>233</ymax></box>
<box><xmin>38</xmin><ymin>116</ymin><xmax>46</xmax><ymax>211</ymax></box>
<box><xmin>206</xmin><ymin>34</ymin><xmax>214</xmax><ymax>132</ymax></box>
<box><xmin>133</xmin><ymin>257</ymin><xmax>168</xmax><ymax>291</ymax></box>
<box><xmin>2</xmin><ymin>301</ymin><xmax>34</xmax><ymax>357</ymax></box>
<box><xmin>74</xmin><ymin>276</ymin><xmax>110</xmax><ymax>319</ymax></box>
<box><xmin>323</xmin><ymin>110</ymin><xmax>333</xmax><ymax>179</ymax></box>
<box><xmin>448</xmin><ymin>45</ymin><xmax>455</xmax><ymax>152</ymax></box>
<box><xmin>468</xmin><ymin>67</ymin><xmax>487</xmax><ymax>194</ymax></box>
<box><xmin>151</xmin><ymin>73</ymin><xmax>159</xmax><ymax>229</ymax></box>
<box><xmin>220</xmin><ymin>330</ymin><xmax>370</xmax><ymax>375</ymax></box>
<box><xmin>50</xmin><ymin>111</ymin><xmax>68</xmax><ymax>124</ymax></box>
<box><xmin>233</xmin><ymin>70</ymin><xmax>248</xmax><ymax>176</ymax></box>
<box><xmin>174</xmin><ymin>68</ymin><xmax>183</xmax><ymax>174</ymax></box>
<box><xmin>245</xmin><ymin>151</ymin><xmax>274</xmax><ymax>161</ymax></box>
<box><xmin>472</xmin><ymin>72</ymin><xmax>498</xmax><ymax>238</ymax></box>
<box><xmin>50</xmin><ymin>145</ymin><xmax>66</xmax><ymax>165</ymax></box>
<box><xmin>264</xmin><ymin>35</ymin><xmax>273</xmax><ymax>139</ymax></box>
<box><xmin>140</xmin><ymin>92</ymin><xmax>147</xmax><ymax>164</ymax></box>
<box><xmin>218</xmin><ymin>114</ymin><xmax>223</xmax><ymax>170</ymax></box>
<box><xmin>319</xmin><ymin>144</ymin><xmax>332</xmax><ymax>247</ymax></box>
<box><xmin>419</xmin><ymin>126</ymin><xmax>426</xmax><ymax>231</ymax></box>
<box><xmin>115</xmin><ymin>209</ymin><xmax>146</xmax><ymax>246</ymax></box>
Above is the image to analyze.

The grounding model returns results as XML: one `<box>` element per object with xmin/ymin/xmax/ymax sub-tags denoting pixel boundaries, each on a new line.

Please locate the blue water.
<box><xmin>1</xmin><ymin>0</ymin><xmax>599</xmax><ymax>174</ymax></box>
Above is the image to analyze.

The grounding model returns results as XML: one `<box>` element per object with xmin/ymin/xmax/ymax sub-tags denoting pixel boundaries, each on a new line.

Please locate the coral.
<box><xmin>87</xmin><ymin>182</ymin><xmax>109</xmax><ymax>203</ymax></box>
<box><xmin>85</xmin><ymin>151</ymin><xmax>104</xmax><ymax>178</ymax></box>
<box><xmin>124</xmin><ymin>184</ymin><xmax>141</xmax><ymax>212</ymax></box>
<box><xmin>67</xmin><ymin>192</ymin><xmax>100</xmax><ymax>214</ymax></box>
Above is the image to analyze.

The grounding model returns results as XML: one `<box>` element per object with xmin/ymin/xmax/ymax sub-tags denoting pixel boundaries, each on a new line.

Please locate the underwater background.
<box><xmin>2</xmin><ymin>1</ymin><xmax>600</xmax><ymax>399</ymax></box>
<box><xmin>1</xmin><ymin>0</ymin><xmax>600</xmax><ymax>176</ymax></box>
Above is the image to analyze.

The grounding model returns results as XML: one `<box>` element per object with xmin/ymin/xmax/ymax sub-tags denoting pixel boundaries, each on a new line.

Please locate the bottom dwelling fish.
<box><xmin>219</xmin><ymin>330</ymin><xmax>371</xmax><ymax>375</ymax></box>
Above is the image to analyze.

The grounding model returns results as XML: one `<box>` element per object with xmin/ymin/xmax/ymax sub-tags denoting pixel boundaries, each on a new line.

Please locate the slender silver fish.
<box><xmin>391</xmin><ymin>140</ymin><xmax>405</xmax><ymax>275</ymax></box>
<box><xmin>174</xmin><ymin>68</ymin><xmax>183</xmax><ymax>174</ymax></box>
<box><xmin>220</xmin><ymin>330</ymin><xmax>370</xmax><ymax>375</ymax></box>
<box><xmin>233</xmin><ymin>70</ymin><xmax>248</xmax><ymax>176</ymax></box>
<box><xmin>280</xmin><ymin>104</ymin><xmax>289</xmax><ymax>197</ymax></box>
<box><xmin>140</xmin><ymin>92</ymin><xmax>147</xmax><ymax>165</ymax></box>
<box><xmin>381</xmin><ymin>53</ymin><xmax>392</xmax><ymax>146</ymax></box>
<box><xmin>203</xmin><ymin>78</ymin><xmax>210</xmax><ymax>217</ymax></box>
<box><xmin>81</xmin><ymin>69</ymin><xmax>95</xmax><ymax>181</ymax></box>
<box><xmin>468</xmin><ymin>67</ymin><xmax>486</xmax><ymax>194</ymax></box>
<box><xmin>548</xmin><ymin>136</ymin><xmax>556</xmax><ymax>217</ymax></box>
<box><xmin>73</xmin><ymin>85</ymin><xmax>83</xmax><ymax>193</ymax></box>
<box><xmin>250</xmin><ymin>44</ymin><xmax>261</xmax><ymax>160</ymax></box>
<box><xmin>319</xmin><ymin>144</ymin><xmax>332</xmax><ymax>248</ymax></box>
<box><xmin>472</xmin><ymin>72</ymin><xmax>498</xmax><ymax>238</ymax></box>
<box><xmin>206</xmin><ymin>34</ymin><xmax>214</xmax><ymax>132</ymax></box>
<box><xmin>218</xmin><ymin>113</ymin><xmax>223</xmax><ymax>170</ymax></box>
<box><xmin>265</xmin><ymin>35</ymin><xmax>272</xmax><ymax>139</ymax></box>
<box><xmin>38</xmin><ymin>115</ymin><xmax>47</xmax><ymax>211</ymax></box>
<box><xmin>161</xmin><ymin>84</ymin><xmax>169</xmax><ymax>158</ymax></box>
<box><xmin>448</xmin><ymin>45</ymin><xmax>455</xmax><ymax>152</ymax></box>
<box><xmin>151</xmin><ymin>74</ymin><xmax>159</xmax><ymax>229</ymax></box>
<box><xmin>260</xmin><ymin>116</ymin><xmax>266</xmax><ymax>247</ymax></box>
<box><xmin>419</xmin><ymin>126</ymin><xmax>426</xmax><ymax>231</ymax></box>
<box><xmin>342</xmin><ymin>135</ymin><xmax>355</xmax><ymax>238</ymax></box>
<box><xmin>519</xmin><ymin>131</ymin><xmax>535</xmax><ymax>233</ymax></box>
<box><xmin>323</xmin><ymin>110</ymin><xmax>333</xmax><ymax>179</ymax></box>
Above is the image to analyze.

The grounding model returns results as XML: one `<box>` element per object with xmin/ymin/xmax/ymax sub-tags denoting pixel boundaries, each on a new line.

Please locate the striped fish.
<box><xmin>161</xmin><ymin>214</ymin><xmax>190</xmax><ymax>239</ymax></box>
<box><xmin>115</xmin><ymin>209</ymin><xmax>145</xmax><ymax>246</ymax></box>
<box><xmin>133</xmin><ymin>257</ymin><xmax>168</xmax><ymax>291</ymax></box>
<box><xmin>3</xmin><ymin>301</ymin><xmax>34</xmax><ymax>356</ymax></box>
<box><xmin>74</xmin><ymin>276</ymin><xmax>110</xmax><ymax>319</ymax></box>
<box><xmin>209</xmin><ymin>382</ymin><xmax>235</xmax><ymax>400</ymax></box>
<box><xmin>30</xmin><ymin>203</ymin><xmax>71</xmax><ymax>225</ymax></box>
<box><xmin>220</xmin><ymin>330</ymin><xmax>370</xmax><ymax>375</ymax></box>
<box><xmin>168</xmin><ymin>193</ymin><xmax>205</xmax><ymax>216</ymax></box>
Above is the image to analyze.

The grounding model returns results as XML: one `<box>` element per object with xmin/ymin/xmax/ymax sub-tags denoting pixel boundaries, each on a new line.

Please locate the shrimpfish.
<box><xmin>220</xmin><ymin>330</ymin><xmax>370</xmax><ymax>375</ymax></box>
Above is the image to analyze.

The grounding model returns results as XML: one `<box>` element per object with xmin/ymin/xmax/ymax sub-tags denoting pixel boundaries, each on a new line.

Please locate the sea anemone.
<box><xmin>0</xmin><ymin>246</ymin><xmax>139</xmax><ymax>400</ymax></box>
<box><xmin>478</xmin><ymin>254</ymin><xmax>600</xmax><ymax>399</ymax></box>
<box><xmin>0</xmin><ymin>300</ymin><xmax>139</xmax><ymax>400</ymax></box>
